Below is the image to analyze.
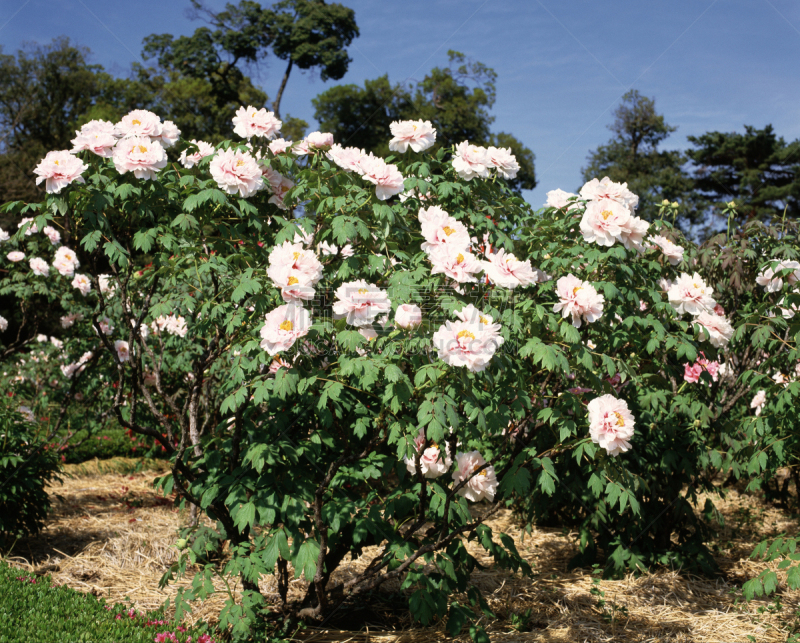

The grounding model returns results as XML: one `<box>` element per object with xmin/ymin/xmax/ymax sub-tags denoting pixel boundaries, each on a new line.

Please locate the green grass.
<box><xmin>0</xmin><ymin>562</ymin><xmax>214</xmax><ymax>643</ymax></box>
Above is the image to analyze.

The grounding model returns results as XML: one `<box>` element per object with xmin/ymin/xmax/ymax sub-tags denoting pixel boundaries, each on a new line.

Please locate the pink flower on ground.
<box><xmin>43</xmin><ymin>226</ymin><xmax>61</xmax><ymax>245</ymax></box>
<box><xmin>332</xmin><ymin>280</ymin><xmax>391</xmax><ymax>327</ymax></box>
<box><xmin>452</xmin><ymin>451</ymin><xmax>498</xmax><ymax>502</ymax></box>
<box><xmin>587</xmin><ymin>394</ymin><xmax>635</xmax><ymax>456</ymax></box>
<box><xmin>451</xmin><ymin>140</ymin><xmax>490</xmax><ymax>180</ymax></box>
<box><xmin>756</xmin><ymin>260</ymin><xmax>800</xmax><ymax>292</ymax></box>
<box><xmin>7</xmin><ymin>251</ymin><xmax>25</xmax><ymax>262</ymax></box>
<box><xmin>71</xmin><ymin>119</ymin><xmax>116</xmax><ymax>157</ymax></box>
<box><xmin>545</xmin><ymin>188</ymin><xmax>579</xmax><ymax>210</ymax></box>
<box><xmin>259</xmin><ymin>303</ymin><xmax>312</xmax><ymax>355</ymax></box>
<box><xmin>388</xmin><ymin>120</ymin><xmax>436</xmax><ymax>153</ymax></box>
<box><xmin>486</xmin><ymin>146</ymin><xmax>519</xmax><ymax>180</ymax></box>
<box><xmin>269</xmin><ymin>138</ymin><xmax>292</xmax><ymax>154</ymax></box>
<box><xmin>668</xmin><ymin>273</ymin><xmax>716</xmax><ymax>316</ymax></box>
<box><xmin>29</xmin><ymin>257</ymin><xmax>49</xmax><ymax>276</ymax></box>
<box><xmin>395</xmin><ymin>303</ymin><xmax>422</xmax><ymax>329</ymax></box>
<box><xmin>404</xmin><ymin>429</ymin><xmax>452</xmax><ymax>478</ymax></box>
<box><xmin>154</xmin><ymin>120</ymin><xmax>180</xmax><ymax>148</ymax></box>
<box><xmin>552</xmin><ymin>274</ymin><xmax>606</xmax><ymax>328</ymax></box>
<box><xmin>695</xmin><ymin>311</ymin><xmax>733</xmax><ymax>348</ymax></box>
<box><xmin>750</xmin><ymin>390</ymin><xmax>766</xmax><ymax>416</ymax></box>
<box><xmin>178</xmin><ymin>140</ymin><xmax>215</xmax><ymax>168</ymax></box>
<box><xmin>33</xmin><ymin>150</ymin><xmax>88</xmax><ymax>193</ymax></box>
<box><xmin>115</xmin><ymin>340</ymin><xmax>131</xmax><ymax>363</ymax></box>
<box><xmin>327</xmin><ymin>144</ymin><xmax>366</xmax><ymax>173</ymax></box>
<box><xmin>432</xmin><ymin>319</ymin><xmax>503</xmax><ymax>373</ymax></box>
<box><xmin>428</xmin><ymin>244</ymin><xmax>483</xmax><ymax>284</ymax></box>
<box><xmin>579</xmin><ymin>176</ymin><xmax>639</xmax><ymax>213</ymax></box>
<box><xmin>113</xmin><ymin>136</ymin><xmax>168</xmax><ymax>180</ymax></box>
<box><xmin>71</xmin><ymin>274</ymin><xmax>91</xmax><ymax>295</ymax></box>
<box><xmin>305</xmin><ymin>131</ymin><xmax>334</xmax><ymax>150</ymax></box>
<box><xmin>114</xmin><ymin>109</ymin><xmax>162</xmax><ymax>139</ymax></box>
<box><xmin>53</xmin><ymin>246</ymin><xmax>80</xmax><ymax>277</ymax></box>
<box><xmin>649</xmin><ymin>235</ymin><xmax>684</xmax><ymax>265</ymax></box>
<box><xmin>482</xmin><ymin>249</ymin><xmax>538</xmax><ymax>289</ymax></box>
<box><xmin>419</xmin><ymin>206</ymin><xmax>471</xmax><ymax>253</ymax></box>
<box><xmin>357</xmin><ymin>154</ymin><xmax>405</xmax><ymax>200</ymax></box>
<box><xmin>579</xmin><ymin>199</ymin><xmax>631</xmax><ymax>247</ymax></box>
<box><xmin>232</xmin><ymin>106</ymin><xmax>282</xmax><ymax>140</ymax></box>
<box><xmin>209</xmin><ymin>148</ymin><xmax>263</xmax><ymax>197</ymax></box>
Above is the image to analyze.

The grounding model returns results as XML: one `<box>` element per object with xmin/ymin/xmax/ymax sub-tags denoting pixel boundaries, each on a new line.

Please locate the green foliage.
<box><xmin>0</xmin><ymin>398</ymin><xmax>61</xmax><ymax>547</ymax></box>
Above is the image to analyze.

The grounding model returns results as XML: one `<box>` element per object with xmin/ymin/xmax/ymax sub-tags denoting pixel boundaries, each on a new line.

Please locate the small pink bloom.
<box><xmin>668</xmin><ymin>273</ymin><xmax>716</xmax><ymax>316</ymax></box>
<box><xmin>579</xmin><ymin>176</ymin><xmax>639</xmax><ymax>213</ymax></box>
<box><xmin>0</xmin><ymin>228</ymin><xmax>8</xmax><ymax>242</ymax></box>
<box><xmin>154</xmin><ymin>120</ymin><xmax>180</xmax><ymax>148</ymax></box>
<box><xmin>305</xmin><ymin>131</ymin><xmax>334</xmax><ymax>149</ymax></box>
<box><xmin>482</xmin><ymin>248</ymin><xmax>538</xmax><ymax>289</ymax></box>
<box><xmin>395</xmin><ymin>303</ymin><xmax>422</xmax><ymax>329</ymax></box>
<box><xmin>756</xmin><ymin>260</ymin><xmax>800</xmax><ymax>292</ymax></box>
<box><xmin>419</xmin><ymin>206</ymin><xmax>470</xmax><ymax>253</ymax></box>
<box><xmin>486</xmin><ymin>146</ymin><xmax>519</xmax><ymax>180</ymax></box>
<box><xmin>269</xmin><ymin>138</ymin><xmax>292</xmax><ymax>154</ymax></box>
<box><xmin>579</xmin><ymin>199</ymin><xmax>631</xmax><ymax>247</ymax></box>
<box><xmin>7</xmin><ymin>251</ymin><xmax>25</xmax><ymax>262</ymax></box>
<box><xmin>269</xmin><ymin>356</ymin><xmax>291</xmax><ymax>375</ymax></box>
<box><xmin>388</xmin><ymin>120</ymin><xmax>436</xmax><ymax>153</ymax></box>
<box><xmin>340</xmin><ymin>244</ymin><xmax>355</xmax><ymax>258</ymax></box>
<box><xmin>451</xmin><ymin>140</ymin><xmax>490</xmax><ymax>180</ymax></box>
<box><xmin>60</xmin><ymin>313</ymin><xmax>83</xmax><ymax>328</ymax></box>
<box><xmin>318</xmin><ymin>241</ymin><xmax>338</xmax><ymax>256</ymax></box>
<box><xmin>33</xmin><ymin>150</ymin><xmax>88</xmax><ymax>193</ymax></box>
<box><xmin>53</xmin><ymin>246</ymin><xmax>80</xmax><ymax>277</ymax></box>
<box><xmin>43</xmin><ymin>225</ymin><xmax>61</xmax><ymax>245</ymax></box>
<box><xmin>114</xmin><ymin>109</ymin><xmax>162</xmax><ymax>139</ymax></box>
<box><xmin>332</xmin><ymin>280</ymin><xmax>391</xmax><ymax>327</ymax></box>
<box><xmin>327</xmin><ymin>144</ymin><xmax>366</xmax><ymax>173</ymax></box>
<box><xmin>0</xmin><ymin>316</ymin><xmax>7</xmax><ymax>331</ymax></box>
<box><xmin>404</xmin><ymin>429</ymin><xmax>451</xmax><ymax>478</ymax></box>
<box><xmin>683</xmin><ymin>363</ymin><xmax>702</xmax><ymax>383</ymax></box>
<box><xmin>29</xmin><ymin>257</ymin><xmax>49</xmax><ymax>276</ymax></box>
<box><xmin>268</xmin><ymin>241</ymin><xmax>323</xmax><ymax>285</ymax></box>
<box><xmin>695</xmin><ymin>311</ymin><xmax>733</xmax><ymax>348</ymax></box>
<box><xmin>259</xmin><ymin>303</ymin><xmax>312</xmax><ymax>355</ymax></box>
<box><xmin>649</xmin><ymin>235</ymin><xmax>684</xmax><ymax>265</ymax></box>
<box><xmin>209</xmin><ymin>148</ymin><xmax>263</xmax><ymax>198</ymax></box>
<box><xmin>232</xmin><ymin>106</ymin><xmax>282</xmax><ymax>139</ymax></box>
<box><xmin>71</xmin><ymin>273</ymin><xmax>92</xmax><ymax>295</ymax></box>
<box><xmin>713</xmin><ymin>304</ymin><xmax>725</xmax><ymax>316</ymax></box>
<box><xmin>552</xmin><ymin>274</ymin><xmax>605</xmax><ymax>328</ymax></box>
<box><xmin>619</xmin><ymin>216</ymin><xmax>649</xmax><ymax>252</ymax></box>
<box><xmin>113</xmin><ymin>136</ymin><xmax>168</xmax><ymax>180</ymax></box>
<box><xmin>432</xmin><ymin>319</ymin><xmax>502</xmax><ymax>372</ymax></box>
<box><xmin>178</xmin><ymin>140</ymin><xmax>215</xmax><ymax>168</ymax></box>
<box><xmin>357</xmin><ymin>154</ymin><xmax>404</xmax><ymax>200</ymax></box>
<box><xmin>428</xmin><ymin>244</ymin><xmax>482</xmax><ymax>283</ymax></box>
<box><xmin>71</xmin><ymin>119</ymin><xmax>116</xmax><ymax>157</ymax></box>
<box><xmin>587</xmin><ymin>394</ymin><xmax>635</xmax><ymax>456</ymax></box>
<box><xmin>750</xmin><ymin>390</ymin><xmax>766</xmax><ymax>416</ymax></box>
<box><xmin>452</xmin><ymin>451</ymin><xmax>497</xmax><ymax>501</ymax></box>
<box><xmin>545</xmin><ymin>188</ymin><xmax>579</xmax><ymax>210</ymax></box>
<box><xmin>115</xmin><ymin>340</ymin><xmax>131</xmax><ymax>363</ymax></box>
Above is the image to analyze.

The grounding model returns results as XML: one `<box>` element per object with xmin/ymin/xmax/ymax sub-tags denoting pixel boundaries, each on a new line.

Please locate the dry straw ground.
<box><xmin>5</xmin><ymin>457</ymin><xmax>799</xmax><ymax>642</ymax></box>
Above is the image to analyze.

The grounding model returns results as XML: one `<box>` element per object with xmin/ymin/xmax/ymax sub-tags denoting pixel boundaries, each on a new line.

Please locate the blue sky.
<box><xmin>2</xmin><ymin>0</ymin><xmax>799</xmax><ymax>207</ymax></box>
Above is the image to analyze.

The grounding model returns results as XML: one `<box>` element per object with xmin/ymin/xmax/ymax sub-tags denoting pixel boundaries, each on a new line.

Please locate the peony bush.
<box><xmin>0</xmin><ymin>106</ymin><xmax>797</xmax><ymax>640</ymax></box>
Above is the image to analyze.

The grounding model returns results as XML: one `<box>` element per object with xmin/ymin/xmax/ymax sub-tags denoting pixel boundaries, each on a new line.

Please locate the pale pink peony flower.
<box><xmin>683</xmin><ymin>363</ymin><xmax>702</xmax><ymax>383</ymax></box>
<box><xmin>340</xmin><ymin>244</ymin><xmax>355</xmax><ymax>258</ymax></box>
<box><xmin>71</xmin><ymin>274</ymin><xmax>91</xmax><ymax>295</ymax></box>
<box><xmin>305</xmin><ymin>131</ymin><xmax>334</xmax><ymax>150</ymax></box>
<box><xmin>404</xmin><ymin>429</ymin><xmax>451</xmax><ymax>478</ymax></box>
<box><xmin>332</xmin><ymin>280</ymin><xmax>392</xmax><ymax>327</ymax></box>
<box><xmin>60</xmin><ymin>313</ymin><xmax>83</xmax><ymax>328</ymax></box>
<box><xmin>388</xmin><ymin>120</ymin><xmax>436</xmax><ymax>153</ymax></box>
<box><xmin>97</xmin><ymin>316</ymin><xmax>114</xmax><ymax>335</ymax></box>
<box><xmin>432</xmin><ymin>319</ymin><xmax>502</xmax><ymax>372</ymax></box>
<box><xmin>756</xmin><ymin>260</ymin><xmax>800</xmax><ymax>292</ymax></box>
<box><xmin>579</xmin><ymin>176</ymin><xmax>639</xmax><ymax>213</ymax></box>
<box><xmin>318</xmin><ymin>240</ymin><xmax>338</xmax><ymax>256</ymax></box>
<box><xmin>262</xmin><ymin>167</ymin><xmax>294</xmax><ymax>209</ymax></box>
<box><xmin>269</xmin><ymin>264</ymin><xmax>316</xmax><ymax>302</ymax></box>
<box><xmin>750</xmin><ymin>390</ymin><xmax>766</xmax><ymax>416</ymax></box>
<box><xmin>428</xmin><ymin>244</ymin><xmax>483</xmax><ymax>283</ymax></box>
<box><xmin>29</xmin><ymin>257</ymin><xmax>49</xmax><ymax>277</ymax></box>
<box><xmin>292</xmin><ymin>139</ymin><xmax>310</xmax><ymax>155</ymax></box>
<box><xmin>454</xmin><ymin>304</ymin><xmax>503</xmax><ymax>348</ymax></box>
<box><xmin>268</xmin><ymin>356</ymin><xmax>292</xmax><ymax>376</ymax></box>
<box><xmin>327</xmin><ymin>144</ymin><xmax>366</xmax><ymax>173</ymax></box>
<box><xmin>0</xmin><ymin>228</ymin><xmax>8</xmax><ymax>242</ymax></box>
<box><xmin>42</xmin><ymin>226</ymin><xmax>61</xmax><ymax>245</ymax></box>
<box><xmin>451</xmin><ymin>140</ymin><xmax>490</xmax><ymax>180</ymax></box>
<box><xmin>553</xmin><ymin>274</ymin><xmax>606</xmax><ymax>328</ymax></box>
<box><xmin>209</xmin><ymin>148</ymin><xmax>264</xmax><ymax>197</ymax></box>
<box><xmin>18</xmin><ymin>217</ymin><xmax>38</xmax><ymax>236</ymax></box>
<box><xmin>452</xmin><ymin>451</ymin><xmax>498</xmax><ymax>501</ymax></box>
<box><xmin>419</xmin><ymin>206</ymin><xmax>471</xmax><ymax>253</ymax></box>
<box><xmin>619</xmin><ymin>216</ymin><xmax>650</xmax><ymax>252</ymax></box>
<box><xmin>579</xmin><ymin>199</ymin><xmax>631</xmax><ymax>247</ymax></box>
<box><xmin>777</xmin><ymin>292</ymin><xmax>800</xmax><ymax>319</ymax></box>
<box><xmin>7</xmin><ymin>251</ymin><xmax>25</xmax><ymax>262</ymax></box>
<box><xmin>649</xmin><ymin>235</ymin><xmax>684</xmax><ymax>265</ymax></box>
<box><xmin>115</xmin><ymin>340</ymin><xmax>131</xmax><ymax>363</ymax></box>
<box><xmin>545</xmin><ymin>188</ymin><xmax>579</xmax><ymax>210</ymax></box>
<box><xmin>395</xmin><ymin>303</ymin><xmax>422</xmax><ymax>329</ymax></box>
<box><xmin>113</xmin><ymin>136</ymin><xmax>167</xmax><ymax>180</ymax></box>
<box><xmin>482</xmin><ymin>249</ymin><xmax>538</xmax><ymax>290</ymax></box>
<box><xmin>154</xmin><ymin>120</ymin><xmax>180</xmax><ymax>148</ymax></box>
<box><xmin>268</xmin><ymin>241</ymin><xmax>323</xmax><ymax>285</ymax></box>
<box><xmin>587</xmin><ymin>394</ymin><xmax>635</xmax><ymax>456</ymax></box>
<box><xmin>357</xmin><ymin>154</ymin><xmax>405</xmax><ymax>200</ymax></box>
<box><xmin>232</xmin><ymin>106</ymin><xmax>282</xmax><ymax>140</ymax></box>
<box><xmin>53</xmin><ymin>246</ymin><xmax>80</xmax><ymax>277</ymax></box>
<box><xmin>0</xmin><ymin>316</ymin><xmax>7</xmax><ymax>331</ymax></box>
<box><xmin>178</xmin><ymin>140</ymin><xmax>215</xmax><ymax>168</ymax></box>
<box><xmin>268</xmin><ymin>138</ymin><xmax>292</xmax><ymax>155</ymax></box>
<box><xmin>33</xmin><ymin>150</ymin><xmax>88</xmax><ymax>193</ymax></box>
<box><xmin>695</xmin><ymin>311</ymin><xmax>733</xmax><ymax>348</ymax></box>
<box><xmin>668</xmin><ymin>273</ymin><xmax>716</xmax><ymax>316</ymax></box>
<box><xmin>98</xmin><ymin>274</ymin><xmax>116</xmax><ymax>297</ymax></box>
<box><xmin>71</xmin><ymin>119</ymin><xmax>116</xmax><ymax>157</ymax></box>
<box><xmin>259</xmin><ymin>303</ymin><xmax>311</xmax><ymax>355</ymax></box>
<box><xmin>114</xmin><ymin>110</ymin><xmax>163</xmax><ymax>139</ymax></box>
<box><xmin>486</xmin><ymin>146</ymin><xmax>519</xmax><ymax>180</ymax></box>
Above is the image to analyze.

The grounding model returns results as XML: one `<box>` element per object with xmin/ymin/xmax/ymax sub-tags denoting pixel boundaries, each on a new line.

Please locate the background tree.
<box><xmin>687</xmin><ymin>124</ymin><xmax>800</xmax><ymax>231</ymax></box>
<box><xmin>582</xmin><ymin>89</ymin><xmax>695</xmax><ymax>225</ymax></box>
<box><xmin>313</xmin><ymin>50</ymin><xmax>536</xmax><ymax>193</ymax></box>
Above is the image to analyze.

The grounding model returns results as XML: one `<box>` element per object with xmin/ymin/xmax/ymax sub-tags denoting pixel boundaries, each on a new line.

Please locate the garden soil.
<box><xmin>6</xmin><ymin>458</ymin><xmax>799</xmax><ymax>642</ymax></box>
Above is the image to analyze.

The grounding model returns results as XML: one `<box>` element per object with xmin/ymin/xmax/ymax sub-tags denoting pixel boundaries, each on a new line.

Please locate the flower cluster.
<box><xmin>683</xmin><ymin>353</ymin><xmax>720</xmax><ymax>384</ymax></box>
<box><xmin>451</xmin><ymin>140</ymin><xmax>519</xmax><ymax>181</ymax></box>
<box><xmin>578</xmin><ymin>177</ymin><xmax>649</xmax><ymax>250</ymax></box>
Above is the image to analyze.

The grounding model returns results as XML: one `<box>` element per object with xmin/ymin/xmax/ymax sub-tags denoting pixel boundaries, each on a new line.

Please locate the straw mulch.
<box><xmin>5</xmin><ymin>458</ymin><xmax>799</xmax><ymax>642</ymax></box>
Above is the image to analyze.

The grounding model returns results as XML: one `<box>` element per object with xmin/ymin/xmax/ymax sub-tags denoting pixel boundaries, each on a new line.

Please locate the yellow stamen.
<box><xmin>357</xmin><ymin>288</ymin><xmax>368</xmax><ymax>295</ymax></box>
<box><xmin>613</xmin><ymin>412</ymin><xmax>625</xmax><ymax>427</ymax></box>
<box><xmin>279</xmin><ymin>320</ymin><xmax>293</xmax><ymax>331</ymax></box>
<box><xmin>442</xmin><ymin>226</ymin><xmax>456</xmax><ymax>236</ymax></box>
<box><xmin>132</xmin><ymin>119</ymin><xmax>141</xmax><ymax>126</ymax></box>
<box><xmin>287</xmin><ymin>276</ymin><xmax>299</xmax><ymax>285</ymax></box>
<box><xmin>573</xmin><ymin>286</ymin><xmax>582</xmax><ymax>296</ymax></box>
<box><xmin>601</xmin><ymin>209</ymin><xmax>613</xmax><ymax>220</ymax></box>
<box><xmin>137</xmin><ymin>145</ymin><xmax>148</xmax><ymax>153</ymax></box>
<box><xmin>293</xmin><ymin>252</ymin><xmax>301</xmax><ymax>261</ymax></box>
<box><xmin>456</xmin><ymin>253</ymin><xmax>465</xmax><ymax>264</ymax></box>
<box><xmin>236</xmin><ymin>159</ymin><xmax>244</xmax><ymax>167</ymax></box>
<box><xmin>457</xmin><ymin>330</ymin><xmax>475</xmax><ymax>341</ymax></box>
<box><xmin>479</xmin><ymin>315</ymin><xmax>488</xmax><ymax>324</ymax></box>
<box><xmin>54</xmin><ymin>160</ymin><xmax>59</xmax><ymax>165</ymax></box>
